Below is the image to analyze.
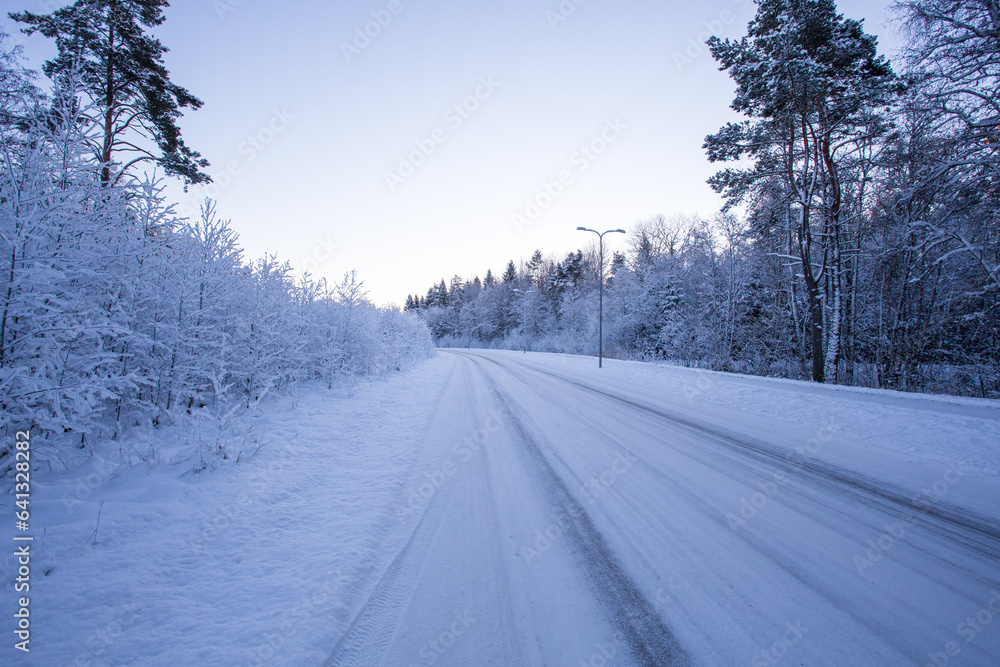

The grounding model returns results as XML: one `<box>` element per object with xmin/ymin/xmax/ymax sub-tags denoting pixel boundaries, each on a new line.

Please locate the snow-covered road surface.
<box><xmin>9</xmin><ymin>350</ymin><xmax>999</xmax><ymax>666</ymax></box>
<box><xmin>327</xmin><ymin>350</ymin><xmax>1000</xmax><ymax>666</ymax></box>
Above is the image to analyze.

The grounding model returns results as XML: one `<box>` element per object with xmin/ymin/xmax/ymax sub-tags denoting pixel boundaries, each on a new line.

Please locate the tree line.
<box><xmin>407</xmin><ymin>0</ymin><xmax>998</xmax><ymax>398</ymax></box>
<box><xmin>0</xmin><ymin>1</ymin><xmax>432</xmax><ymax>474</ymax></box>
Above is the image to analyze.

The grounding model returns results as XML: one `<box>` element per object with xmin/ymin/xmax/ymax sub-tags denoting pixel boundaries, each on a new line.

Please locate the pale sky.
<box><xmin>2</xmin><ymin>0</ymin><xmax>901</xmax><ymax>306</ymax></box>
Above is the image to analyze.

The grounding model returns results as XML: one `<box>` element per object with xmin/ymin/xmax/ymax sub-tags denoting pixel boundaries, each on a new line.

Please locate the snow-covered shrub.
<box><xmin>0</xmin><ymin>37</ymin><xmax>434</xmax><ymax>475</ymax></box>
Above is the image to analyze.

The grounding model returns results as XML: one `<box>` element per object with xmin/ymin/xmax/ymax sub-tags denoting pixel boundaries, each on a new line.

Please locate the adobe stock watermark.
<box><xmin>726</xmin><ymin>468</ymin><xmax>789</xmax><ymax>531</ymax></box>
<box><xmin>671</xmin><ymin>0</ymin><xmax>754</xmax><ymax>73</ymax></box>
<box><xmin>177</xmin><ymin>108</ymin><xmax>294</xmax><ymax>220</ymax></box>
<box><xmin>297</xmin><ymin>234</ymin><xmax>340</xmax><ymax>277</ymax></box>
<box><xmin>69</xmin><ymin>591</ymin><xmax>143</xmax><ymax>666</ymax></box>
<box><xmin>923</xmin><ymin>589</ymin><xmax>1000</xmax><ymax>667</ymax></box>
<box><xmin>518</xmin><ymin>504</ymin><xmax>584</xmax><ymax>565</ymax></box>
<box><xmin>213</xmin><ymin>0</ymin><xmax>246</xmax><ymax>20</ymax></box>
<box><xmin>341</xmin><ymin>0</ymin><xmax>406</xmax><ymax>63</ymax></box>
<box><xmin>411</xmin><ymin>607</ymin><xmax>477</xmax><ymax>666</ymax></box>
<box><xmin>546</xmin><ymin>0</ymin><xmax>588</xmax><ymax>31</ymax></box>
<box><xmin>729</xmin><ymin>420</ymin><xmax>837</xmax><ymax>531</ymax></box>
<box><xmin>576</xmin><ymin>632</ymin><xmax>624</xmax><ymax>667</ymax></box>
<box><xmin>395</xmin><ymin>409</ymin><xmax>506</xmax><ymax>519</ymax></box>
<box><xmin>579</xmin><ymin>449</ymin><xmax>636</xmax><ymax>503</ymax></box>
<box><xmin>682</xmin><ymin>371</ymin><xmax>714</xmax><ymax>405</ymax></box>
<box><xmin>245</xmin><ymin>576</ymin><xmax>347</xmax><ymax>667</ymax></box>
<box><xmin>853</xmin><ymin>461</ymin><xmax>968</xmax><ymax>577</ymax></box>
<box><xmin>61</xmin><ymin>456</ymin><xmax>118</xmax><ymax>514</ymax></box>
<box><xmin>3</xmin><ymin>21</ymin><xmax>31</xmax><ymax>50</ymax></box>
<box><xmin>384</xmin><ymin>76</ymin><xmax>502</xmax><ymax>192</ymax></box>
<box><xmin>780</xmin><ymin>420</ymin><xmax>838</xmax><ymax>472</ymax></box>
<box><xmin>511</xmin><ymin>117</ymin><xmax>627</xmax><ymax>233</ymax></box>
<box><xmin>751</xmin><ymin>620</ymin><xmax>809</xmax><ymax>667</ymax></box>
<box><xmin>655</xmin><ymin>576</ymin><xmax>684</xmax><ymax>609</ymax></box>
<box><xmin>185</xmin><ymin>436</ymin><xmax>305</xmax><ymax>555</ymax></box>
<box><xmin>36</xmin><ymin>0</ymin><xmax>70</xmax><ymax>12</ymax></box>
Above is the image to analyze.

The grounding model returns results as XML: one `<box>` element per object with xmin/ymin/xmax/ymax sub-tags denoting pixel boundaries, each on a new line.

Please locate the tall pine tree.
<box><xmin>704</xmin><ymin>0</ymin><xmax>897</xmax><ymax>382</ymax></box>
<box><xmin>11</xmin><ymin>0</ymin><xmax>210</xmax><ymax>186</ymax></box>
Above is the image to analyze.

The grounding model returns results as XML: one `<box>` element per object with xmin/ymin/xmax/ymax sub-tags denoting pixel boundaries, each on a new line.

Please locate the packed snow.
<box><xmin>4</xmin><ymin>350</ymin><xmax>998</xmax><ymax>665</ymax></box>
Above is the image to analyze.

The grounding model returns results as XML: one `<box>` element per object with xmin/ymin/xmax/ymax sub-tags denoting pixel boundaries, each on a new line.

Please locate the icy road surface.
<box><xmin>327</xmin><ymin>350</ymin><xmax>1000</xmax><ymax>666</ymax></box>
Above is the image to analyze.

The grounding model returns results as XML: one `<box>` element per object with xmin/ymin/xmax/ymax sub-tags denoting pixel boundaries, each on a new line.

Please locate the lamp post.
<box><xmin>577</xmin><ymin>226</ymin><xmax>626</xmax><ymax>368</ymax></box>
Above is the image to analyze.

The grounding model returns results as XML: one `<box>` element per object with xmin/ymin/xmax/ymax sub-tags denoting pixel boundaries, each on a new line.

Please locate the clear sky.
<box><xmin>2</xmin><ymin>0</ymin><xmax>900</xmax><ymax>306</ymax></box>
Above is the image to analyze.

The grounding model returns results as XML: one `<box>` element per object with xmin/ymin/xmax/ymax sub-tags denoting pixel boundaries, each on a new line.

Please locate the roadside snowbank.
<box><xmin>512</xmin><ymin>351</ymin><xmax>1000</xmax><ymax>475</ymax></box>
<box><xmin>2</xmin><ymin>355</ymin><xmax>450</xmax><ymax>666</ymax></box>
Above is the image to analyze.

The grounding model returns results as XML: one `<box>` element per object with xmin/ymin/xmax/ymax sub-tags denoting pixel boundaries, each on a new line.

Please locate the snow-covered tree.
<box><xmin>705</xmin><ymin>0</ymin><xmax>898</xmax><ymax>382</ymax></box>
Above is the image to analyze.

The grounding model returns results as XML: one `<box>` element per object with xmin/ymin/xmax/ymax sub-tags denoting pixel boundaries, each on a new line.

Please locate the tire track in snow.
<box><xmin>323</xmin><ymin>357</ymin><xmax>472</xmax><ymax>667</ymax></box>
<box><xmin>463</xmin><ymin>354</ymin><xmax>978</xmax><ymax>661</ymax></box>
<box><xmin>471</xmin><ymin>415</ymin><xmax>526</xmax><ymax>665</ymax></box>
<box><xmin>323</xmin><ymin>494</ymin><xmax>446</xmax><ymax>666</ymax></box>
<box><xmin>454</xmin><ymin>351</ymin><xmax>1000</xmax><ymax>663</ymax></box>
<box><xmin>466</xmin><ymin>355</ymin><xmax>691</xmax><ymax>666</ymax></box>
<box><xmin>325</xmin><ymin>354</ymin><xmax>527</xmax><ymax>666</ymax></box>
<box><xmin>475</xmin><ymin>353</ymin><xmax>1000</xmax><ymax>562</ymax></box>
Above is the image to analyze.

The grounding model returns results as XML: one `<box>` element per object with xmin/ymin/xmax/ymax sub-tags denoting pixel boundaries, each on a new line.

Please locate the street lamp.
<box><xmin>577</xmin><ymin>226</ymin><xmax>626</xmax><ymax>368</ymax></box>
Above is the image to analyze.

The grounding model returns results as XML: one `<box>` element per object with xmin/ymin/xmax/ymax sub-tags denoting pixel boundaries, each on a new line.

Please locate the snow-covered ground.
<box><xmin>3</xmin><ymin>350</ymin><xmax>999</xmax><ymax>665</ymax></box>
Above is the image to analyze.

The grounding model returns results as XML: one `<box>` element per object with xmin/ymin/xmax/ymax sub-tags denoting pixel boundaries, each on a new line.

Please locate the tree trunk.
<box><xmin>824</xmin><ymin>237</ymin><xmax>842</xmax><ymax>384</ymax></box>
<box><xmin>820</xmin><ymin>112</ymin><xmax>843</xmax><ymax>384</ymax></box>
<box><xmin>101</xmin><ymin>3</ymin><xmax>117</xmax><ymax>187</ymax></box>
<box><xmin>796</xmin><ymin>205</ymin><xmax>826</xmax><ymax>383</ymax></box>
<box><xmin>805</xmin><ymin>277</ymin><xmax>826</xmax><ymax>383</ymax></box>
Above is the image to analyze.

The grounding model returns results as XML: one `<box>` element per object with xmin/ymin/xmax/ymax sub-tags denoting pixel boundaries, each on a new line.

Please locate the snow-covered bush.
<box><xmin>0</xmin><ymin>36</ymin><xmax>433</xmax><ymax>475</ymax></box>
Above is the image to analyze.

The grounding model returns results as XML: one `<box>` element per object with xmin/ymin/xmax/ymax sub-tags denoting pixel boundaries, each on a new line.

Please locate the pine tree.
<box><xmin>527</xmin><ymin>249</ymin><xmax>545</xmax><ymax>287</ymax></box>
<box><xmin>704</xmin><ymin>0</ymin><xmax>897</xmax><ymax>382</ymax></box>
<box><xmin>502</xmin><ymin>260</ymin><xmax>517</xmax><ymax>284</ymax></box>
<box><xmin>11</xmin><ymin>0</ymin><xmax>210</xmax><ymax>186</ymax></box>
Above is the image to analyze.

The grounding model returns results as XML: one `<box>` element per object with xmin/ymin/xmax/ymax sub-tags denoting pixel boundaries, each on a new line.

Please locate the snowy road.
<box><xmin>326</xmin><ymin>350</ymin><xmax>1000</xmax><ymax>666</ymax></box>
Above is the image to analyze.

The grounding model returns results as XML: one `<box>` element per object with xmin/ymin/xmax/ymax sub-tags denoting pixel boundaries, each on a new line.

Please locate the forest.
<box><xmin>0</xmin><ymin>3</ymin><xmax>433</xmax><ymax>475</ymax></box>
<box><xmin>0</xmin><ymin>0</ymin><xmax>997</xmax><ymax>480</ymax></box>
<box><xmin>406</xmin><ymin>0</ymin><xmax>999</xmax><ymax>399</ymax></box>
